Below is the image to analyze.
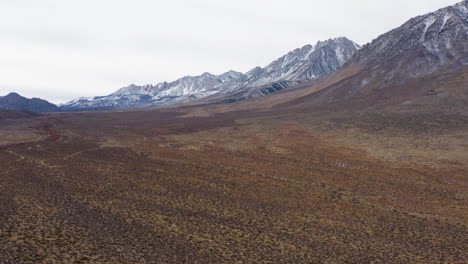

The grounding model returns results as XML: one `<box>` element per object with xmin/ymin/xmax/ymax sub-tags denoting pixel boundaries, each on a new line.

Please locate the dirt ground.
<box><xmin>0</xmin><ymin>106</ymin><xmax>466</xmax><ymax>263</ymax></box>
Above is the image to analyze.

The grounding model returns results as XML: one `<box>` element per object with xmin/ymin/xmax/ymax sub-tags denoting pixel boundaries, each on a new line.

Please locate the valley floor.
<box><xmin>0</xmin><ymin>106</ymin><xmax>467</xmax><ymax>263</ymax></box>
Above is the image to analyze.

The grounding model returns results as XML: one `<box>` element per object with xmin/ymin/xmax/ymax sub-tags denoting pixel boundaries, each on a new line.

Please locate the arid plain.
<box><xmin>0</xmin><ymin>103</ymin><xmax>466</xmax><ymax>263</ymax></box>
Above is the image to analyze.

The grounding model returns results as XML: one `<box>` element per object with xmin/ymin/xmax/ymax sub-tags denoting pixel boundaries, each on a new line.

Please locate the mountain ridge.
<box><xmin>61</xmin><ymin>37</ymin><xmax>360</xmax><ymax>111</ymax></box>
<box><xmin>0</xmin><ymin>92</ymin><xmax>59</xmax><ymax>113</ymax></box>
<box><xmin>182</xmin><ymin>1</ymin><xmax>467</xmax><ymax>113</ymax></box>
<box><xmin>279</xmin><ymin>0</ymin><xmax>468</xmax><ymax>109</ymax></box>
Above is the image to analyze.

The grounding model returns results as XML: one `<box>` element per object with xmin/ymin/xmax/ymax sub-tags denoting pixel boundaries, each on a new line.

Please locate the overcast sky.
<box><xmin>0</xmin><ymin>0</ymin><xmax>461</xmax><ymax>103</ymax></box>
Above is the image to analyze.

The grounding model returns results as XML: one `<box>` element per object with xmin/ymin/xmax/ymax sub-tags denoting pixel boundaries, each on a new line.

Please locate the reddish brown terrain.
<box><xmin>0</xmin><ymin>99</ymin><xmax>467</xmax><ymax>263</ymax></box>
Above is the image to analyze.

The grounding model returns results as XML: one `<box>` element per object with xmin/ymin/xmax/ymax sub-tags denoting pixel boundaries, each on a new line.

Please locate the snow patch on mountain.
<box><xmin>421</xmin><ymin>16</ymin><xmax>437</xmax><ymax>41</ymax></box>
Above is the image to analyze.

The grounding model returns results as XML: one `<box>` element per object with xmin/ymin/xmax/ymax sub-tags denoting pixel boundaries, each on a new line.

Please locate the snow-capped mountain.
<box><xmin>295</xmin><ymin>0</ymin><xmax>468</xmax><ymax>107</ymax></box>
<box><xmin>242</xmin><ymin>37</ymin><xmax>360</xmax><ymax>89</ymax></box>
<box><xmin>349</xmin><ymin>0</ymin><xmax>468</xmax><ymax>72</ymax></box>
<box><xmin>60</xmin><ymin>72</ymin><xmax>248</xmax><ymax>111</ymax></box>
<box><xmin>61</xmin><ymin>37</ymin><xmax>360</xmax><ymax>111</ymax></box>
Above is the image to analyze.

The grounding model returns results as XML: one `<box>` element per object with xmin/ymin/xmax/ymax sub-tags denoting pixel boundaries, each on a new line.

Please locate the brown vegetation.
<box><xmin>0</xmin><ymin>104</ymin><xmax>466</xmax><ymax>263</ymax></box>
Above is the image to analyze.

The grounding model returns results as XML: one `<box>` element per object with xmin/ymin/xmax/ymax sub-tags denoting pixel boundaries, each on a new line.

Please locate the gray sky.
<box><xmin>0</xmin><ymin>0</ymin><xmax>461</xmax><ymax>104</ymax></box>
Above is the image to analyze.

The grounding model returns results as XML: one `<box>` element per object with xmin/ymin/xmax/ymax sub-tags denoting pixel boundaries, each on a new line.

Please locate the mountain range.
<box><xmin>285</xmin><ymin>0</ymin><xmax>468</xmax><ymax>108</ymax></box>
<box><xmin>60</xmin><ymin>37</ymin><xmax>360</xmax><ymax>111</ymax></box>
<box><xmin>1</xmin><ymin>1</ymin><xmax>466</xmax><ymax>113</ymax></box>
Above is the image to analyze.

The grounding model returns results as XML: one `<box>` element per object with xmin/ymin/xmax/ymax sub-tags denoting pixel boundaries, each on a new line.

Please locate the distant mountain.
<box><xmin>61</xmin><ymin>37</ymin><xmax>360</xmax><ymax>111</ymax></box>
<box><xmin>282</xmin><ymin>0</ymin><xmax>468</xmax><ymax>108</ymax></box>
<box><xmin>0</xmin><ymin>93</ymin><xmax>59</xmax><ymax>112</ymax></box>
<box><xmin>61</xmin><ymin>72</ymin><xmax>247</xmax><ymax>111</ymax></box>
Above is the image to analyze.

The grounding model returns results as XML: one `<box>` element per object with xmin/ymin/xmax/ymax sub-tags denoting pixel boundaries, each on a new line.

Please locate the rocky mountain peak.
<box><xmin>349</xmin><ymin>0</ymin><xmax>468</xmax><ymax>69</ymax></box>
<box><xmin>61</xmin><ymin>37</ymin><xmax>360</xmax><ymax>111</ymax></box>
<box><xmin>219</xmin><ymin>70</ymin><xmax>245</xmax><ymax>82</ymax></box>
<box><xmin>4</xmin><ymin>92</ymin><xmax>22</xmax><ymax>99</ymax></box>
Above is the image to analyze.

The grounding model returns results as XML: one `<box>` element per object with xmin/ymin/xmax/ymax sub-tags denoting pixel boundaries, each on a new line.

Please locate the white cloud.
<box><xmin>0</xmin><ymin>0</ymin><xmax>461</xmax><ymax>103</ymax></box>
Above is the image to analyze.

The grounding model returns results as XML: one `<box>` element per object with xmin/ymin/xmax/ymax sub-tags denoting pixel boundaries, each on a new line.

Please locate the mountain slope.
<box><xmin>279</xmin><ymin>0</ymin><xmax>468</xmax><ymax>109</ymax></box>
<box><xmin>0</xmin><ymin>93</ymin><xmax>59</xmax><ymax>113</ymax></box>
<box><xmin>349</xmin><ymin>1</ymin><xmax>467</xmax><ymax>70</ymax></box>
<box><xmin>61</xmin><ymin>37</ymin><xmax>360</xmax><ymax>111</ymax></box>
